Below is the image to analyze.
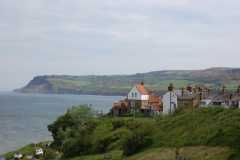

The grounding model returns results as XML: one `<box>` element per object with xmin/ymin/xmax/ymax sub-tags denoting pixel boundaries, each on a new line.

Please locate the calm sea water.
<box><xmin>0</xmin><ymin>92</ymin><xmax>122</xmax><ymax>154</ymax></box>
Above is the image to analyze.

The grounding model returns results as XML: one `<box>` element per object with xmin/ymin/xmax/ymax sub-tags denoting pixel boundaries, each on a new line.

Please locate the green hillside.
<box><xmin>16</xmin><ymin>68</ymin><xmax>240</xmax><ymax>95</ymax></box>
<box><xmin>4</xmin><ymin>106</ymin><xmax>240</xmax><ymax>160</ymax></box>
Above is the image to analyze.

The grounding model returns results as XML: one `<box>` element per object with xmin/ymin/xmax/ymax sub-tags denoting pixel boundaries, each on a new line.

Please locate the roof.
<box><xmin>232</xmin><ymin>93</ymin><xmax>240</xmax><ymax>101</ymax></box>
<box><xmin>136</xmin><ymin>84</ymin><xmax>149</xmax><ymax>95</ymax></box>
<box><xmin>212</xmin><ymin>93</ymin><xmax>232</xmax><ymax>102</ymax></box>
<box><xmin>149</xmin><ymin>95</ymin><xmax>161</xmax><ymax>103</ymax></box>
<box><xmin>176</xmin><ymin>90</ymin><xmax>199</xmax><ymax>100</ymax></box>
<box><xmin>112</xmin><ymin>99</ymin><xmax>129</xmax><ymax>109</ymax></box>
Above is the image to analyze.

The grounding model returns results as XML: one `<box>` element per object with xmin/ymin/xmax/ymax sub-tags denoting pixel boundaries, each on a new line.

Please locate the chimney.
<box><xmin>193</xmin><ymin>88</ymin><xmax>197</xmax><ymax>93</ymax></box>
<box><xmin>222</xmin><ymin>85</ymin><xmax>226</xmax><ymax>94</ymax></box>
<box><xmin>230</xmin><ymin>93</ymin><xmax>233</xmax><ymax>100</ymax></box>
<box><xmin>187</xmin><ymin>85</ymin><xmax>193</xmax><ymax>93</ymax></box>
<box><xmin>168</xmin><ymin>83</ymin><xmax>174</xmax><ymax>91</ymax></box>
<box><xmin>207</xmin><ymin>88</ymin><xmax>210</xmax><ymax>97</ymax></box>
<box><xmin>237</xmin><ymin>85</ymin><xmax>240</xmax><ymax>94</ymax></box>
<box><xmin>198</xmin><ymin>87</ymin><xmax>202</xmax><ymax>92</ymax></box>
<box><xmin>181</xmin><ymin>88</ymin><xmax>184</xmax><ymax>96</ymax></box>
<box><xmin>199</xmin><ymin>92</ymin><xmax>203</xmax><ymax>100</ymax></box>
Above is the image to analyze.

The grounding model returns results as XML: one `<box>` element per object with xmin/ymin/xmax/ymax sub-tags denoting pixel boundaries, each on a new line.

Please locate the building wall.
<box><xmin>141</xmin><ymin>95</ymin><xmax>149</xmax><ymax>101</ymax></box>
<box><xmin>178</xmin><ymin>98</ymin><xmax>200</xmax><ymax>108</ymax></box>
<box><xmin>141</xmin><ymin>100</ymin><xmax>149</xmax><ymax>109</ymax></box>
<box><xmin>163</xmin><ymin>91</ymin><xmax>178</xmax><ymax>115</ymax></box>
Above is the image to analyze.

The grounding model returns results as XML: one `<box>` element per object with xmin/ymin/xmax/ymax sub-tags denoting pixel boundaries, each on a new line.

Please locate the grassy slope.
<box><xmin>3</xmin><ymin>142</ymin><xmax>51</xmax><ymax>160</ymax></box>
<box><xmin>4</xmin><ymin>108</ymin><xmax>240</xmax><ymax>160</ymax></box>
<box><xmin>5</xmin><ymin>146</ymin><xmax>234</xmax><ymax>160</ymax></box>
<box><xmin>65</xmin><ymin>147</ymin><xmax>233</xmax><ymax>160</ymax></box>
<box><xmin>64</xmin><ymin>108</ymin><xmax>240</xmax><ymax>160</ymax></box>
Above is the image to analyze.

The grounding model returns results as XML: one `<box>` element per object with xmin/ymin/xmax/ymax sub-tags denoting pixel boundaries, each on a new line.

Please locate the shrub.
<box><xmin>44</xmin><ymin>148</ymin><xmax>59</xmax><ymax>160</ymax></box>
<box><xmin>112</xmin><ymin>119</ymin><xmax>125</xmax><ymax>130</ymax></box>
<box><xmin>62</xmin><ymin>136</ymin><xmax>92</xmax><ymax>158</ymax></box>
<box><xmin>48</xmin><ymin>105</ymin><xmax>95</xmax><ymax>148</ymax></box>
<box><xmin>122</xmin><ymin>122</ymin><xmax>153</xmax><ymax>156</ymax></box>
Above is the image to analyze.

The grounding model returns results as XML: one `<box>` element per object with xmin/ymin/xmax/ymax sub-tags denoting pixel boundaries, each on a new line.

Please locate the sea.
<box><xmin>0</xmin><ymin>92</ymin><xmax>122</xmax><ymax>154</ymax></box>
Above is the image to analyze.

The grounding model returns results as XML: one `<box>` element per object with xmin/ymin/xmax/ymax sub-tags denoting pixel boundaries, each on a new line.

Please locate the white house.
<box><xmin>127</xmin><ymin>82</ymin><xmax>149</xmax><ymax>101</ymax></box>
<box><xmin>35</xmin><ymin>148</ymin><xmax>44</xmax><ymax>156</ymax></box>
<box><xmin>14</xmin><ymin>153</ymin><xmax>23</xmax><ymax>159</ymax></box>
<box><xmin>162</xmin><ymin>84</ymin><xmax>178</xmax><ymax>115</ymax></box>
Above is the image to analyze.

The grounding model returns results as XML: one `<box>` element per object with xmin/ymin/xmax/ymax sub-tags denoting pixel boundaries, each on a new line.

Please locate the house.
<box><xmin>127</xmin><ymin>82</ymin><xmax>150</xmax><ymax>108</ymax></box>
<box><xmin>14</xmin><ymin>153</ymin><xmax>23</xmax><ymax>160</ymax></box>
<box><xmin>230</xmin><ymin>86</ymin><xmax>240</xmax><ymax>108</ymax></box>
<box><xmin>111</xmin><ymin>99</ymin><xmax>130</xmax><ymax>116</ymax></box>
<box><xmin>25</xmin><ymin>155</ymin><xmax>34</xmax><ymax>160</ymax></box>
<box><xmin>231</xmin><ymin>96</ymin><xmax>240</xmax><ymax>108</ymax></box>
<box><xmin>211</xmin><ymin>94</ymin><xmax>231</xmax><ymax>108</ymax></box>
<box><xmin>35</xmin><ymin>148</ymin><xmax>44</xmax><ymax>156</ymax></box>
<box><xmin>162</xmin><ymin>84</ymin><xmax>178</xmax><ymax>114</ymax></box>
<box><xmin>127</xmin><ymin>82</ymin><xmax>162</xmax><ymax>114</ymax></box>
<box><xmin>163</xmin><ymin>84</ymin><xmax>211</xmax><ymax>114</ymax></box>
<box><xmin>111</xmin><ymin>82</ymin><xmax>162</xmax><ymax>116</ymax></box>
<box><xmin>211</xmin><ymin>86</ymin><xmax>233</xmax><ymax>108</ymax></box>
<box><xmin>177</xmin><ymin>86</ymin><xmax>201</xmax><ymax>109</ymax></box>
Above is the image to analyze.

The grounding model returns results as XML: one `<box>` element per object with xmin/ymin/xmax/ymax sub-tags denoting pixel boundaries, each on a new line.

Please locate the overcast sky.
<box><xmin>0</xmin><ymin>0</ymin><xmax>240</xmax><ymax>90</ymax></box>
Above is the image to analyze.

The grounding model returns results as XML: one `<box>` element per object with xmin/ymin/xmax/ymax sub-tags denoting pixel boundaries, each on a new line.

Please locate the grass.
<box><xmin>3</xmin><ymin>142</ymin><xmax>53</xmax><ymax>160</ymax></box>
<box><xmin>66</xmin><ymin>150</ymin><xmax>123</xmax><ymax>160</ymax></box>
<box><xmin>4</xmin><ymin>108</ymin><xmax>240</xmax><ymax>160</ymax></box>
<box><xmin>128</xmin><ymin>146</ymin><xmax>233</xmax><ymax>160</ymax></box>
<box><xmin>62</xmin><ymin>146</ymin><xmax>234</xmax><ymax>160</ymax></box>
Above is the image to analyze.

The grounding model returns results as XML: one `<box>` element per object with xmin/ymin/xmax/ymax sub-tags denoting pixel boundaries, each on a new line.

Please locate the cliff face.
<box><xmin>15</xmin><ymin>68</ymin><xmax>240</xmax><ymax>96</ymax></box>
<box><xmin>15</xmin><ymin>76</ymin><xmax>54</xmax><ymax>93</ymax></box>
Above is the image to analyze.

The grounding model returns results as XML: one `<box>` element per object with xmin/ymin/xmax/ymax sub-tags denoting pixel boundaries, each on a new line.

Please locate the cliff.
<box><xmin>15</xmin><ymin>67</ymin><xmax>240</xmax><ymax>95</ymax></box>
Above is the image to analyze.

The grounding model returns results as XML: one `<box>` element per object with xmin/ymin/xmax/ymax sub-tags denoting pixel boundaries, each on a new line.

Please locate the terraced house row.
<box><xmin>111</xmin><ymin>82</ymin><xmax>240</xmax><ymax>116</ymax></box>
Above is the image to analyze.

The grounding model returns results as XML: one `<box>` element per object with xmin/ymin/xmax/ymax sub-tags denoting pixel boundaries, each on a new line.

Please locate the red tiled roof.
<box><xmin>136</xmin><ymin>84</ymin><xmax>149</xmax><ymax>95</ymax></box>
<box><xmin>149</xmin><ymin>95</ymin><xmax>161</xmax><ymax>103</ymax></box>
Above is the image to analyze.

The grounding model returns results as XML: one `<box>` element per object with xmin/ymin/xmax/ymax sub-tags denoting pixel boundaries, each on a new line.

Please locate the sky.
<box><xmin>0</xmin><ymin>0</ymin><xmax>240</xmax><ymax>90</ymax></box>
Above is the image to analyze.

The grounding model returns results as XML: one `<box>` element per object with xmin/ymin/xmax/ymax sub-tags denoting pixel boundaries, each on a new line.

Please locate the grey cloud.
<box><xmin>0</xmin><ymin>0</ymin><xmax>240</xmax><ymax>90</ymax></box>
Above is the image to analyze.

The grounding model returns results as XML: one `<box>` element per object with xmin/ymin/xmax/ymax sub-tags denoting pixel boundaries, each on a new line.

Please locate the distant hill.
<box><xmin>15</xmin><ymin>67</ymin><xmax>240</xmax><ymax>96</ymax></box>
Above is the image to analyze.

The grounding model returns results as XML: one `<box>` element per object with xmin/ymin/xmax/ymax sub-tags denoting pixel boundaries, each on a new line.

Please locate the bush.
<box><xmin>44</xmin><ymin>148</ymin><xmax>59</xmax><ymax>160</ymax></box>
<box><xmin>62</xmin><ymin>136</ymin><xmax>92</xmax><ymax>158</ymax></box>
<box><xmin>122</xmin><ymin>121</ymin><xmax>153</xmax><ymax>156</ymax></box>
<box><xmin>48</xmin><ymin>105</ymin><xmax>95</xmax><ymax>148</ymax></box>
<box><xmin>112</xmin><ymin>119</ymin><xmax>125</xmax><ymax>130</ymax></box>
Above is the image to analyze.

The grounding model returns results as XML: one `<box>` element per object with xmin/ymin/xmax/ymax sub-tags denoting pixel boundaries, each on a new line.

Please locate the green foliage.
<box><xmin>46</xmin><ymin>106</ymin><xmax>240</xmax><ymax>159</ymax></box>
<box><xmin>122</xmin><ymin>126</ymin><xmax>153</xmax><ymax>155</ymax></box>
<box><xmin>62</xmin><ymin>137</ymin><xmax>91</xmax><ymax>158</ymax></box>
<box><xmin>44</xmin><ymin>148</ymin><xmax>59</xmax><ymax>160</ymax></box>
<box><xmin>153</xmin><ymin>108</ymin><xmax>240</xmax><ymax>149</ymax></box>
<box><xmin>3</xmin><ymin>142</ymin><xmax>55</xmax><ymax>160</ymax></box>
<box><xmin>48</xmin><ymin>106</ymin><xmax>155</xmax><ymax>158</ymax></box>
<box><xmin>48</xmin><ymin>105</ymin><xmax>96</xmax><ymax>150</ymax></box>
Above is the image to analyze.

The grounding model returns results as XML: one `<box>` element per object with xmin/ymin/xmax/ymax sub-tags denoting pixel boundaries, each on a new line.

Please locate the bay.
<box><xmin>0</xmin><ymin>92</ymin><xmax>122</xmax><ymax>154</ymax></box>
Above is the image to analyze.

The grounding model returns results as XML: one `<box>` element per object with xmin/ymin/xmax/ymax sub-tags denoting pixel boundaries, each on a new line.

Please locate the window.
<box><xmin>135</xmin><ymin>92</ymin><xmax>137</xmax><ymax>97</ymax></box>
<box><xmin>132</xmin><ymin>93</ymin><xmax>134</xmax><ymax>98</ymax></box>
